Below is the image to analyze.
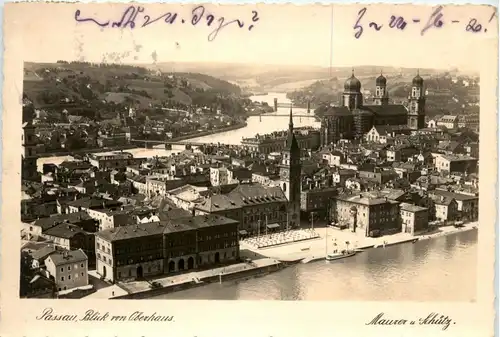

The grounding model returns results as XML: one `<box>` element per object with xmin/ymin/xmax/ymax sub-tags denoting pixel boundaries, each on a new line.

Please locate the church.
<box><xmin>320</xmin><ymin>70</ymin><xmax>426</xmax><ymax>146</ymax></box>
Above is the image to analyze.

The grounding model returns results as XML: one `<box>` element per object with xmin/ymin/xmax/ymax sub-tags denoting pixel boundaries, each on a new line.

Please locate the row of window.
<box><xmin>115</xmin><ymin>254</ymin><xmax>163</xmax><ymax>266</ymax></box>
<box><xmin>60</xmin><ymin>272</ymin><xmax>84</xmax><ymax>281</ymax></box>
<box><xmin>59</xmin><ymin>263</ymin><xmax>84</xmax><ymax>273</ymax></box>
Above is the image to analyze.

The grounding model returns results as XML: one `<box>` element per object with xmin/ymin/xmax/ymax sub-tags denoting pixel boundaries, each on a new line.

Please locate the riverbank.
<box><xmin>242</xmin><ymin>222</ymin><xmax>479</xmax><ymax>263</ymax></box>
<box><xmin>36</xmin><ymin>144</ymin><xmax>139</xmax><ymax>159</ymax></box>
<box><xmin>167</xmin><ymin>121</ymin><xmax>248</xmax><ymax>142</ymax></box>
<box><xmin>89</xmin><ymin>257</ymin><xmax>292</xmax><ymax>300</ymax></box>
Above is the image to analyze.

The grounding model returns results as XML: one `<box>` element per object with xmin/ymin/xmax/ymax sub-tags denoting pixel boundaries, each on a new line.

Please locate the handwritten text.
<box><xmin>74</xmin><ymin>5</ymin><xmax>260</xmax><ymax>42</ymax></box>
<box><xmin>353</xmin><ymin>6</ymin><xmax>496</xmax><ymax>38</ymax></box>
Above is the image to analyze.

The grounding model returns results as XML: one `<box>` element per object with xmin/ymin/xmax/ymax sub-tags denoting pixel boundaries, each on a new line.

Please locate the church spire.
<box><xmin>289</xmin><ymin>103</ymin><xmax>294</xmax><ymax>130</ymax></box>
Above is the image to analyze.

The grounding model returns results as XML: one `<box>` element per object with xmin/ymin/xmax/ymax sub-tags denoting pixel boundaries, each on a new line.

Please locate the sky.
<box><xmin>6</xmin><ymin>3</ymin><xmax>497</xmax><ymax>71</ymax></box>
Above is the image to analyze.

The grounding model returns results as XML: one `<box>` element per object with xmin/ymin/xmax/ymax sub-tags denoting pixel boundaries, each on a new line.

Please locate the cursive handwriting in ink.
<box><xmin>143</xmin><ymin>11</ymin><xmax>178</xmax><ymax>27</ymax></box>
<box><xmin>74</xmin><ymin>9</ymin><xmax>110</xmax><ymax>27</ymax></box>
<box><xmin>73</xmin><ymin>5</ymin><xmax>259</xmax><ymax>41</ymax></box>
<box><xmin>353</xmin><ymin>8</ymin><xmax>366</xmax><ymax>38</ymax></box>
<box><xmin>248</xmin><ymin>10</ymin><xmax>259</xmax><ymax>30</ymax></box>
<box><xmin>389</xmin><ymin>15</ymin><xmax>407</xmax><ymax>30</ymax></box>
<box><xmin>354</xmin><ymin>5</ymin><xmax>493</xmax><ymax>38</ymax></box>
<box><xmin>420</xmin><ymin>5</ymin><xmax>445</xmax><ymax>35</ymax></box>
<box><xmin>112</xmin><ymin>5</ymin><xmax>144</xmax><ymax>29</ymax></box>
<box><xmin>208</xmin><ymin>18</ymin><xmax>245</xmax><ymax>41</ymax></box>
<box><xmin>465</xmin><ymin>18</ymin><xmax>483</xmax><ymax>33</ymax></box>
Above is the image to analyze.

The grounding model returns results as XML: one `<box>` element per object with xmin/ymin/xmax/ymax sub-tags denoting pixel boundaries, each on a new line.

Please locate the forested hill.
<box><xmin>23</xmin><ymin>61</ymin><xmax>243</xmax><ymax>111</ymax></box>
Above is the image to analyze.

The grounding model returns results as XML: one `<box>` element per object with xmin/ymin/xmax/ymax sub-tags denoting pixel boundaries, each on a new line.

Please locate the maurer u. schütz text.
<box><xmin>36</xmin><ymin>308</ymin><xmax>174</xmax><ymax>322</ymax></box>
<box><xmin>366</xmin><ymin>312</ymin><xmax>455</xmax><ymax>330</ymax></box>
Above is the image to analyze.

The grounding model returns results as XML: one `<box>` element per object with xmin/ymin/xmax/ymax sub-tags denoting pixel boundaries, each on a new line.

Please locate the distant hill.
<box><xmin>146</xmin><ymin>62</ymin><xmax>457</xmax><ymax>92</ymax></box>
<box><xmin>23</xmin><ymin>62</ymin><xmax>242</xmax><ymax>112</ymax></box>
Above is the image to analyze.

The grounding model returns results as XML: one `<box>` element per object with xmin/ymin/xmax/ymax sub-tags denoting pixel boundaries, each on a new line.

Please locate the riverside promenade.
<box><xmin>241</xmin><ymin>222</ymin><xmax>479</xmax><ymax>262</ymax></box>
<box><xmin>86</xmin><ymin>257</ymin><xmax>283</xmax><ymax>299</ymax></box>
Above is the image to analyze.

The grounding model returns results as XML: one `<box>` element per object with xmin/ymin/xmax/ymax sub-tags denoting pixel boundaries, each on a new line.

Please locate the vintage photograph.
<box><xmin>13</xmin><ymin>4</ymin><xmax>486</xmax><ymax>304</ymax></box>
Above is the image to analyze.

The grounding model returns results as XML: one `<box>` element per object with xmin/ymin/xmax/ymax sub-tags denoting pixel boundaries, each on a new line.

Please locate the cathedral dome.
<box><xmin>344</xmin><ymin>71</ymin><xmax>361</xmax><ymax>92</ymax></box>
<box><xmin>412</xmin><ymin>73</ymin><xmax>424</xmax><ymax>86</ymax></box>
<box><xmin>376</xmin><ymin>74</ymin><xmax>387</xmax><ymax>86</ymax></box>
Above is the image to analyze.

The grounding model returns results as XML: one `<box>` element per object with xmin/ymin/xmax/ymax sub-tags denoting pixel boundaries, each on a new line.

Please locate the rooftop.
<box><xmin>46</xmin><ymin>249</ymin><xmax>88</xmax><ymax>266</ymax></box>
<box><xmin>400</xmin><ymin>203</ymin><xmax>428</xmax><ymax>212</ymax></box>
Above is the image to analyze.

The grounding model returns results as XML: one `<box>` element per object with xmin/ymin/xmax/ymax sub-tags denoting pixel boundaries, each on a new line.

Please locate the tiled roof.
<box><xmin>337</xmin><ymin>192</ymin><xmax>398</xmax><ymax>206</ymax></box>
<box><xmin>400</xmin><ymin>202</ymin><xmax>428</xmax><ymax>212</ymax></box>
<box><xmin>46</xmin><ymin>249</ymin><xmax>88</xmax><ymax>266</ymax></box>
<box><xmin>363</xmin><ymin>104</ymin><xmax>408</xmax><ymax>117</ymax></box>
<box><xmin>430</xmin><ymin>189</ymin><xmax>478</xmax><ymax>201</ymax></box>
<box><xmin>33</xmin><ymin>212</ymin><xmax>93</xmax><ymax>231</ymax></box>
<box><xmin>97</xmin><ymin>221</ymin><xmax>167</xmax><ymax>242</ymax></box>
<box><xmin>66</xmin><ymin>197</ymin><xmax>122</xmax><ymax>210</ymax></box>
<box><xmin>164</xmin><ymin>214</ymin><xmax>239</xmax><ymax>234</ymax></box>
<box><xmin>43</xmin><ymin>223</ymin><xmax>89</xmax><ymax>239</ymax></box>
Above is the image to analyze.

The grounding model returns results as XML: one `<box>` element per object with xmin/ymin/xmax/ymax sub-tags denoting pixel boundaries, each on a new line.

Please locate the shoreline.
<box><xmin>36</xmin><ymin>122</ymin><xmax>248</xmax><ymax>159</ymax></box>
<box><xmin>165</xmin><ymin>121</ymin><xmax>248</xmax><ymax>143</ymax></box>
<box><xmin>87</xmin><ymin>223</ymin><xmax>477</xmax><ymax>300</ymax></box>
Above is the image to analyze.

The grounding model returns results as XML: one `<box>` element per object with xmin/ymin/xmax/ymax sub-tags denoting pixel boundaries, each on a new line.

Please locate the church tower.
<box><xmin>279</xmin><ymin>106</ymin><xmax>302</xmax><ymax>229</ymax></box>
<box><xmin>373</xmin><ymin>71</ymin><xmax>389</xmax><ymax>105</ymax></box>
<box><xmin>407</xmin><ymin>71</ymin><xmax>426</xmax><ymax>130</ymax></box>
<box><xmin>22</xmin><ymin>120</ymin><xmax>40</xmax><ymax>182</ymax></box>
<box><xmin>342</xmin><ymin>69</ymin><xmax>363</xmax><ymax>110</ymax></box>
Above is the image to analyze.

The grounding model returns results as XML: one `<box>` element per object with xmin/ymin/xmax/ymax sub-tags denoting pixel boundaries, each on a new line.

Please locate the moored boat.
<box><xmin>325</xmin><ymin>250</ymin><xmax>357</xmax><ymax>261</ymax></box>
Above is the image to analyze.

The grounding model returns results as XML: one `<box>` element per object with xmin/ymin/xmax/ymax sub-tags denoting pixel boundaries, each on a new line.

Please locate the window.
<box><xmin>68</xmin><ymin>275</ymin><xmax>71</xmax><ymax>280</ymax></box>
<box><xmin>67</xmin><ymin>266</ymin><xmax>71</xmax><ymax>271</ymax></box>
<box><xmin>60</xmin><ymin>267</ymin><xmax>64</xmax><ymax>272</ymax></box>
<box><xmin>61</xmin><ymin>276</ymin><xmax>65</xmax><ymax>281</ymax></box>
<box><xmin>81</xmin><ymin>263</ymin><xmax>84</xmax><ymax>268</ymax></box>
<box><xmin>81</xmin><ymin>272</ymin><xmax>84</xmax><ymax>276</ymax></box>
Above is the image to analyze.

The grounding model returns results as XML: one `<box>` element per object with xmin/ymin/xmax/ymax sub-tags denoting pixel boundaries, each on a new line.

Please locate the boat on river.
<box><xmin>325</xmin><ymin>250</ymin><xmax>357</xmax><ymax>261</ymax></box>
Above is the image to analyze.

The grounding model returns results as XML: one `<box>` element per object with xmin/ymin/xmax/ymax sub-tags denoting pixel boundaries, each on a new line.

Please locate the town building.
<box><xmin>87</xmin><ymin>152</ymin><xmax>146</xmax><ymax>170</ymax></box>
<box><xmin>434</xmin><ymin>154</ymin><xmax>478</xmax><ymax>174</ymax></box>
<box><xmin>320</xmin><ymin>71</ymin><xmax>425</xmax><ymax>145</ymax></box>
<box><xmin>195</xmin><ymin>184</ymin><xmax>288</xmax><ymax>235</ymax></box>
<box><xmin>44</xmin><ymin>249</ymin><xmax>89</xmax><ymax>292</ymax></box>
<box><xmin>241</xmin><ymin>127</ymin><xmax>320</xmax><ymax>154</ymax></box>
<box><xmin>399</xmin><ymin>203</ymin><xmax>429</xmax><ymax>235</ymax></box>
<box><xmin>333</xmin><ymin>193</ymin><xmax>401</xmax><ymax>237</ymax></box>
<box><xmin>95</xmin><ymin>214</ymin><xmax>239</xmax><ymax>283</ymax></box>
<box><xmin>300</xmin><ymin>187</ymin><xmax>338</xmax><ymax>219</ymax></box>
<box><xmin>437</xmin><ymin>115</ymin><xmax>459</xmax><ymax>129</ymax></box>
<box><xmin>429</xmin><ymin>189</ymin><xmax>478</xmax><ymax>221</ymax></box>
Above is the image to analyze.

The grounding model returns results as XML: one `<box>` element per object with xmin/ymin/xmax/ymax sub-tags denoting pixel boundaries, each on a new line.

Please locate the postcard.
<box><xmin>1</xmin><ymin>2</ymin><xmax>497</xmax><ymax>337</ymax></box>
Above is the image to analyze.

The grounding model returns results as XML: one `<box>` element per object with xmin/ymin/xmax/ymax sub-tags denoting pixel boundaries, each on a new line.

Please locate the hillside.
<box><xmin>148</xmin><ymin>62</ymin><xmax>455</xmax><ymax>92</ymax></box>
<box><xmin>23</xmin><ymin>62</ymin><xmax>243</xmax><ymax>117</ymax></box>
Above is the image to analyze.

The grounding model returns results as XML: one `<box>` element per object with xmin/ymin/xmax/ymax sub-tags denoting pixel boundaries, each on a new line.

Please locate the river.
<box><xmin>152</xmin><ymin>230</ymin><xmax>478</xmax><ymax>301</ymax></box>
<box><xmin>36</xmin><ymin>93</ymin><xmax>319</xmax><ymax>170</ymax></box>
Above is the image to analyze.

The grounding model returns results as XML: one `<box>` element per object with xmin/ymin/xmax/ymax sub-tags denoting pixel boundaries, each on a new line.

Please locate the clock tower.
<box><xmin>279</xmin><ymin>106</ymin><xmax>302</xmax><ymax>229</ymax></box>
<box><xmin>407</xmin><ymin>71</ymin><xmax>426</xmax><ymax>130</ymax></box>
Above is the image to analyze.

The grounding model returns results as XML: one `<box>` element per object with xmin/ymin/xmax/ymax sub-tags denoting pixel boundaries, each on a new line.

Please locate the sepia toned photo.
<box><xmin>2</xmin><ymin>2</ymin><xmax>497</xmax><ymax>337</ymax></box>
